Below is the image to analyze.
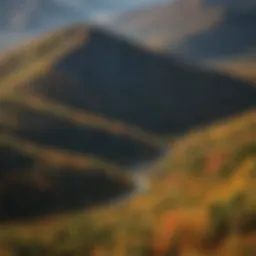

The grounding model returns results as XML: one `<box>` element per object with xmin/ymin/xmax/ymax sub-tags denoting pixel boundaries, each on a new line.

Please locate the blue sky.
<box><xmin>57</xmin><ymin>0</ymin><xmax>171</xmax><ymax>10</ymax></box>
<box><xmin>56</xmin><ymin>0</ymin><xmax>172</xmax><ymax>17</ymax></box>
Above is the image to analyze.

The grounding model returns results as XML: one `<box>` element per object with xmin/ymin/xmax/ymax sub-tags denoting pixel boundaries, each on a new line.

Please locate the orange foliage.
<box><xmin>153</xmin><ymin>210</ymin><xmax>186</xmax><ymax>255</ymax></box>
<box><xmin>153</xmin><ymin>208</ymin><xmax>209</xmax><ymax>256</ymax></box>
<box><xmin>205</xmin><ymin>151</ymin><xmax>227</xmax><ymax>176</ymax></box>
<box><xmin>91</xmin><ymin>247</ymin><xmax>111</xmax><ymax>256</ymax></box>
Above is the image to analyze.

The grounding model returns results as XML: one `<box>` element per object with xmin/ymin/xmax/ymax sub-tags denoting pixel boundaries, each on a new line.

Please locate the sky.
<box><xmin>57</xmin><ymin>0</ymin><xmax>170</xmax><ymax>11</ymax></box>
<box><xmin>56</xmin><ymin>0</ymin><xmax>172</xmax><ymax>20</ymax></box>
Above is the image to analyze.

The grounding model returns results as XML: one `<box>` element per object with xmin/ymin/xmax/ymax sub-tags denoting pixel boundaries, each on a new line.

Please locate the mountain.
<box><xmin>175</xmin><ymin>7</ymin><xmax>256</xmax><ymax>60</ymax></box>
<box><xmin>110</xmin><ymin>0</ymin><xmax>256</xmax><ymax>61</ymax></box>
<box><xmin>110</xmin><ymin>0</ymin><xmax>222</xmax><ymax>47</ymax></box>
<box><xmin>1</xmin><ymin>25</ymin><xmax>255</xmax><ymax>132</ymax></box>
<box><xmin>0</xmin><ymin>24</ymin><xmax>255</xmax><ymax>224</ymax></box>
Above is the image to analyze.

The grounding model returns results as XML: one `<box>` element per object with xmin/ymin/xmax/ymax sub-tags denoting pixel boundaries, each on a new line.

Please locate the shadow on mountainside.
<box><xmin>0</xmin><ymin>148</ymin><xmax>133</xmax><ymax>222</ymax></box>
<box><xmin>28</xmin><ymin>27</ymin><xmax>256</xmax><ymax>135</ymax></box>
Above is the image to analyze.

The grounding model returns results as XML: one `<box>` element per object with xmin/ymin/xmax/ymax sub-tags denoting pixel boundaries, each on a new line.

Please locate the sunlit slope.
<box><xmin>205</xmin><ymin>57</ymin><xmax>256</xmax><ymax>84</ymax></box>
<box><xmin>0</xmin><ymin>110</ymin><xmax>255</xmax><ymax>255</ymax></box>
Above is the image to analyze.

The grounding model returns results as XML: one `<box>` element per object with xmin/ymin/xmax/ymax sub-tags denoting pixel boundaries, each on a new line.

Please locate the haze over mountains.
<box><xmin>0</xmin><ymin>0</ymin><xmax>171</xmax><ymax>32</ymax></box>
<box><xmin>0</xmin><ymin>0</ymin><xmax>172</xmax><ymax>51</ymax></box>
<box><xmin>0</xmin><ymin>0</ymin><xmax>78</xmax><ymax>31</ymax></box>
<box><xmin>1</xmin><ymin>0</ymin><xmax>255</xmax><ymax>60</ymax></box>
<box><xmin>111</xmin><ymin>0</ymin><xmax>256</xmax><ymax>61</ymax></box>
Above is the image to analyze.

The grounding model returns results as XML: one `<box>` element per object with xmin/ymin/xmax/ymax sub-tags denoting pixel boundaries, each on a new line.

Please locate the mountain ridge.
<box><xmin>0</xmin><ymin>24</ymin><xmax>255</xmax><ymax>223</ymax></box>
<box><xmin>0</xmin><ymin>23</ymin><xmax>255</xmax><ymax>255</ymax></box>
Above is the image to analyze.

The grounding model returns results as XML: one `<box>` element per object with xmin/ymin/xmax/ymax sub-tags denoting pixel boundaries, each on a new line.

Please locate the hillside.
<box><xmin>0</xmin><ymin>24</ymin><xmax>255</xmax><ymax>255</ymax></box>
<box><xmin>1</xmin><ymin>25</ymin><xmax>255</xmax><ymax>134</ymax></box>
<box><xmin>0</xmin><ymin>110</ymin><xmax>255</xmax><ymax>255</ymax></box>
<box><xmin>205</xmin><ymin>57</ymin><xmax>256</xmax><ymax>85</ymax></box>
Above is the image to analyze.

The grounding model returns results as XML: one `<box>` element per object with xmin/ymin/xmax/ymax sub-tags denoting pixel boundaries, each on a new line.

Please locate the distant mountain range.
<box><xmin>110</xmin><ymin>0</ymin><xmax>256</xmax><ymax>61</ymax></box>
